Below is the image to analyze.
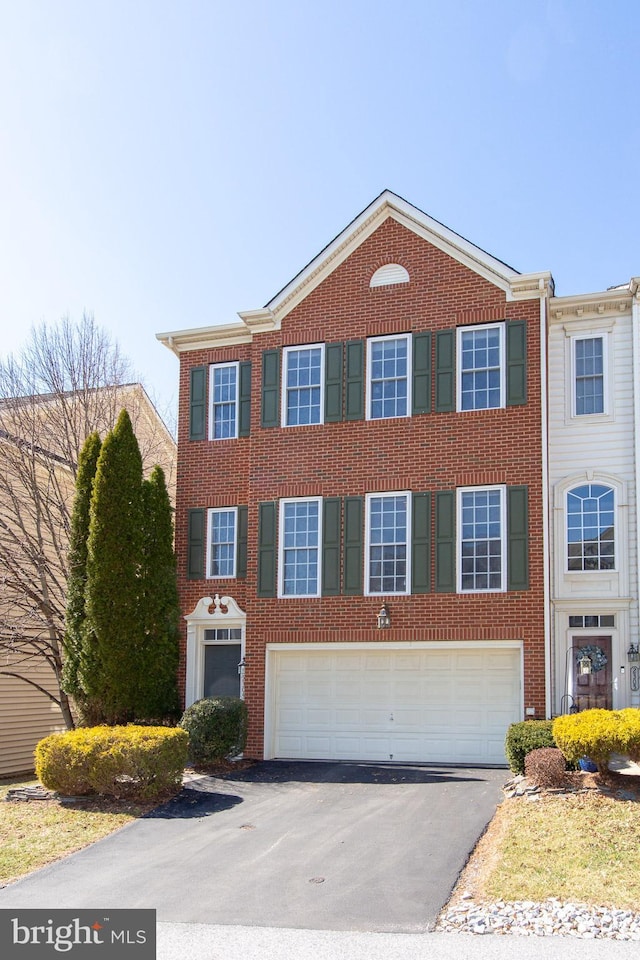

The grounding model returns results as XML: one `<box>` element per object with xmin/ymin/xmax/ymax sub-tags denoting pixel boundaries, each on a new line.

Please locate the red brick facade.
<box><xmin>172</xmin><ymin>207</ymin><xmax>547</xmax><ymax>760</ymax></box>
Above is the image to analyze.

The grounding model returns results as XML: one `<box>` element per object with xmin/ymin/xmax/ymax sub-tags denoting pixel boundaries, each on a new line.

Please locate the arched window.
<box><xmin>567</xmin><ymin>484</ymin><xmax>615</xmax><ymax>571</ymax></box>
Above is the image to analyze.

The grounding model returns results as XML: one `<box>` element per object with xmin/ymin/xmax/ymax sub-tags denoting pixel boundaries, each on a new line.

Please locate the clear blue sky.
<box><xmin>1</xmin><ymin>0</ymin><xmax>638</xmax><ymax>425</ymax></box>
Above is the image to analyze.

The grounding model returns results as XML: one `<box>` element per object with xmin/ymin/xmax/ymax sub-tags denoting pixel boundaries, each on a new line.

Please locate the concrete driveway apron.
<box><xmin>0</xmin><ymin>761</ymin><xmax>506</xmax><ymax>932</ymax></box>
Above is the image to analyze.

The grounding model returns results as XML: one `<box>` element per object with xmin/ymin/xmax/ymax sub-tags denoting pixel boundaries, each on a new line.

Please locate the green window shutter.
<box><xmin>506</xmin><ymin>320</ymin><xmax>527</xmax><ymax>406</ymax></box>
<box><xmin>435</xmin><ymin>491</ymin><xmax>455</xmax><ymax>592</ymax></box>
<box><xmin>187</xmin><ymin>508</ymin><xmax>205</xmax><ymax>580</ymax></box>
<box><xmin>325</xmin><ymin>343</ymin><xmax>343</xmax><ymax>423</ymax></box>
<box><xmin>345</xmin><ymin>340</ymin><xmax>364</xmax><ymax>421</ymax></box>
<box><xmin>412</xmin><ymin>332</ymin><xmax>432</xmax><ymax>415</ymax></box>
<box><xmin>189</xmin><ymin>366</ymin><xmax>207</xmax><ymax>440</ymax></box>
<box><xmin>435</xmin><ymin>330</ymin><xmax>455</xmax><ymax>412</ymax></box>
<box><xmin>237</xmin><ymin>505</ymin><xmax>248</xmax><ymax>578</ymax></box>
<box><xmin>507</xmin><ymin>485</ymin><xmax>529</xmax><ymax>590</ymax></box>
<box><xmin>261</xmin><ymin>349</ymin><xmax>280</xmax><ymax>428</ymax></box>
<box><xmin>411</xmin><ymin>492</ymin><xmax>431</xmax><ymax>593</ymax></box>
<box><xmin>257</xmin><ymin>501</ymin><xmax>277</xmax><ymax>597</ymax></box>
<box><xmin>343</xmin><ymin>496</ymin><xmax>363</xmax><ymax>595</ymax></box>
<box><xmin>322</xmin><ymin>497</ymin><xmax>341</xmax><ymax>596</ymax></box>
<box><xmin>238</xmin><ymin>362</ymin><xmax>252</xmax><ymax>436</ymax></box>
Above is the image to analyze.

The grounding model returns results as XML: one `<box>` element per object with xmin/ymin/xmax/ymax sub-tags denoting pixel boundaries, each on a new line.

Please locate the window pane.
<box><xmin>459</xmin><ymin>327</ymin><xmax>502</xmax><ymax>411</ymax></box>
<box><xmin>459</xmin><ymin>489</ymin><xmax>503</xmax><ymax>591</ymax></box>
<box><xmin>212</xmin><ymin>365</ymin><xmax>237</xmax><ymax>439</ymax></box>
<box><xmin>210</xmin><ymin>510</ymin><xmax>236</xmax><ymax>577</ymax></box>
<box><xmin>575</xmin><ymin>338</ymin><xmax>604</xmax><ymax>415</ymax></box>
<box><xmin>369</xmin><ymin>338</ymin><xmax>408</xmax><ymax>419</ymax></box>
<box><xmin>282</xmin><ymin>500</ymin><xmax>320</xmax><ymax>595</ymax></box>
<box><xmin>286</xmin><ymin>348</ymin><xmax>322</xmax><ymax>425</ymax></box>
<box><xmin>368</xmin><ymin>495</ymin><xmax>408</xmax><ymax>593</ymax></box>
<box><xmin>566</xmin><ymin>483</ymin><xmax>615</xmax><ymax>571</ymax></box>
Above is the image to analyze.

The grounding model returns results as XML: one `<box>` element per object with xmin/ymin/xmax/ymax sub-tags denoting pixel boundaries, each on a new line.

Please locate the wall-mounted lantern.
<box><xmin>376</xmin><ymin>603</ymin><xmax>391</xmax><ymax>629</ymax></box>
<box><xmin>627</xmin><ymin>643</ymin><xmax>640</xmax><ymax>663</ymax></box>
<box><xmin>578</xmin><ymin>654</ymin><xmax>593</xmax><ymax>675</ymax></box>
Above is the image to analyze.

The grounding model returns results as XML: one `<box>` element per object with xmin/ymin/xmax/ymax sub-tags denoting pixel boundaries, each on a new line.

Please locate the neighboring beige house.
<box><xmin>0</xmin><ymin>383</ymin><xmax>176</xmax><ymax>777</ymax></box>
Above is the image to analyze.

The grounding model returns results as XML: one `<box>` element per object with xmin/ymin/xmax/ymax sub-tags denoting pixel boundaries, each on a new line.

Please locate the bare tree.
<box><xmin>0</xmin><ymin>314</ymin><xmax>175</xmax><ymax>729</ymax></box>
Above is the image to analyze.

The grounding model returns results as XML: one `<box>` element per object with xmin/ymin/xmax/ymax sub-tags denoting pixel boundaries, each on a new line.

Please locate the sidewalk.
<box><xmin>157</xmin><ymin>922</ymin><xmax>640</xmax><ymax>960</ymax></box>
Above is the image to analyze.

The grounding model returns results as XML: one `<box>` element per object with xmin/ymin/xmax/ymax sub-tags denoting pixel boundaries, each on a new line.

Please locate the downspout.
<box><xmin>540</xmin><ymin>279</ymin><xmax>552</xmax><ymax>718</ymax></box>
<box><xmin>631</xmin><ymin>279</ymin><xmax>640</xmax><ymax>706</ymax></box>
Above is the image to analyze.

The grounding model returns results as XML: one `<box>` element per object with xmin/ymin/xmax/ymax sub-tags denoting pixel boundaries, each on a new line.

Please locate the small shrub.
<box><xmin>179</xmin><ymin>697</ymin><xmax>248</xmax><ymax>766</ymax></box>
<box><xmin>524</xmin><ymin>747</ymin><xmax>567</xmax><ymax>788</ymax></box>
<box><xmin>35</xmin><ymin>725</ymin><xmax>188</xmax><ymax>801</ymax></box>
<box><xmin>505</xmin><ymin>720</ymin><xmax>555</xmax><ymax>775</ymax></box>
<box><xmin>553</xmin><ymin>708</ymin><xmax>640</xmax><ymax>773</ymax></box>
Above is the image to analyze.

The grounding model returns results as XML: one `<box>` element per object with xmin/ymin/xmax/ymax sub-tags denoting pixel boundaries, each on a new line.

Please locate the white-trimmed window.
<box><xmin>365</xmin><ymin>492</ymin><xmax>410</xmax><ymax>595</ymax></box>
<box><xmin>567</xmin><ymin>483</ymin><xmax>615</xmax><ymax>571</ymax></box>
<box><xmin>367</xmin><ymin>334</ymin><xmax>411</xmax><ymax>419</ymax></box>
<box><xmin>282</xmin><ymin>344</ymin><xmax>324</xmax><ymax>426</ymax></box>
<box><xmin>458</xmin><ymin>486</ymin><xmax>506</xmax><ymax>592</ymax></box>
<box><xmin>573</xmin><ymin>335</ymin><xmax>605</xmax><ymax>416</ymax></box>
<box><xmin>209</xmin><ymin>362</ymin><xmax>239</xmax><ymax>440</ymax></box>
<box><xmin>279</xmin><ymin>497</ymin><xmax>322</xmax><ymax>597</ymax></box>
<box><xmin>457</xmin><ymin>323</ymin><xmax>505</xmax><ymax>411</ymax></box>
<box><xmin>207</xmin><ymin>507</ymin><xmax>237</xmax><ymax>578</ymax></box>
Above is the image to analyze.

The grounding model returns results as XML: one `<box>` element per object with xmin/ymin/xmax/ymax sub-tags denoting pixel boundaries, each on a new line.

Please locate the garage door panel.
<box><xmin>271</xmin><ymin>647</ymin><xmax>521</xmax><ymax>765</ymax></box>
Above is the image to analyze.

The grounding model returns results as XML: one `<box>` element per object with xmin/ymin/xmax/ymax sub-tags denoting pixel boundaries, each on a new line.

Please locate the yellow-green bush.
<box><xmin>35</xmin><ymin>725</ymin><xmax>189</xmax><ymax>802</ymax></box>
<box><xmin>552</xmin><ymin>708</ymin><xmax>640</xmax><ymax>772</ymax></box>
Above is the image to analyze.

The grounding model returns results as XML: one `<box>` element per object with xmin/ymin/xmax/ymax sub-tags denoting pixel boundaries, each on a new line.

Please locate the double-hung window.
<box><xmin>283</xmin><ymin>345</ymin><xmax>324</xmax><ymax>426</ymax></box>
<box><xmin>457</xmin><ymin>323</ymin><xmax>504</xmax><ymax>411</ymax></box>
<box><xmin>207</xmin><ymin>508</ymin><xmax>237</xmax><ymax>578</ymax></box>
<box><xmin>209</xmin><ymin>362</ymin><xmax>239</xmax><ymax>439</ymax></box>
<box><xmin>365</xmin><ymin>492</ymin><xmax>410</xmax><ymax>594</ymax></box>
<box><xmin>367</xmin><ymin>335</ymin><xmax>411</xmax><ymax>419</ymax></box>
<box><xmin>458</xmin><ymin>486</ymin><xmax>506</xmax><ymax>592</ymax></box>
<box><xmin>567</xmin><ymin>483</ymin><xmax>614</xmax><ymax>571</ymax></box>
<box><xmin>573</xmin><ymin>336</ymin><xmax>605</xmax><ymax>415</ymax></box>
<box><xmin>279</xmin><ymin>498</ymin><xmax>322</xmax><ymax>596</ymax></box>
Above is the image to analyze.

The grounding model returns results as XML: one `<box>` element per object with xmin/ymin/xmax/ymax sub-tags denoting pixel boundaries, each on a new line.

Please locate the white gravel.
<box><xmin>437</xmin><ymin>897</ymin><xmax>640</xmax><ymax>940</ymax></box>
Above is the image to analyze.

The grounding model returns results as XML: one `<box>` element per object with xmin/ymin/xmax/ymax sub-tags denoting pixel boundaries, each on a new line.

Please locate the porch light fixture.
<box><xmin>627</xmin><ymin>643</ymin><xmax>640</xmax><ymax>663</ymax></box>
<box><xmin>376</xmin><ymin>603</ymin><xmax>391</xmax><ymax>629</ymax></box>
<box><xmin>578</xmin><ymin>654</ymin><xmax>592</xmax><ymax>675</ymax></box>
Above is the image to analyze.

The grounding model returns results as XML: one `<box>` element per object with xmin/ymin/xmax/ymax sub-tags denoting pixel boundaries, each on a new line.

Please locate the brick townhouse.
<box><xmin>158</xmin><ymin>191</ymin><xmax>553</xmax><ymax>764</ymax></box>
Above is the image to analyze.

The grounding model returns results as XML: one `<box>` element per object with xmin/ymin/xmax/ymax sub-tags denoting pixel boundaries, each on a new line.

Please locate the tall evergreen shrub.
<box><xmin>82</xmin><ymin>409</ymin><xmax>144</xmax><ymax>723</ymax></box>
<box><xmin>62</xmin><ymin>431</ymin><xmax>101</xmax><ymax>721</ymax></box>
<box><xmin>138</xmin><ymin>466</ymin><xmax>180</xmax><ymax>720</ymax></box>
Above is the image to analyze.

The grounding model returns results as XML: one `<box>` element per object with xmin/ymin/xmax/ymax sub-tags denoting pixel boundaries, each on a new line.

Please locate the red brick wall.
<box><xmin>175</xmin><ymin>218</ymin><xmax>546</xmax><ymax>757</ymax></box>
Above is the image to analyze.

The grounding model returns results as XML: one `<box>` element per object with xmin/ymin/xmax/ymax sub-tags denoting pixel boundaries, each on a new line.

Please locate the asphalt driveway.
<box><xmin>0</xmin><ymin>761</ymin><xmax>506</xmax><ymax>932</ymax></box>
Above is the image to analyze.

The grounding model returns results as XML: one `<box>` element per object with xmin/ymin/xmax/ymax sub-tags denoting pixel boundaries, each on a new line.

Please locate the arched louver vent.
<box><xmin>370</xmin><ymin>263</ymin><xmax>410</xmax><ymax>288</ymax></box>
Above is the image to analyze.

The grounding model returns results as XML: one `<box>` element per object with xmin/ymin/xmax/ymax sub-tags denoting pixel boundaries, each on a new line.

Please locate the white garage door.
<box><xmin>269</xmin><ymin>646</ymin><xmax>521</xmax><ymax>765</ymax></box>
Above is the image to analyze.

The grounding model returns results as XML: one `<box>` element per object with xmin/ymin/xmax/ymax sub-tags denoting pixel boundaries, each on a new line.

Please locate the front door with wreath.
<box><xmin>572</xmin><ymin>636</ymin><xmax>612</xmax><ymax>711</ymax></box>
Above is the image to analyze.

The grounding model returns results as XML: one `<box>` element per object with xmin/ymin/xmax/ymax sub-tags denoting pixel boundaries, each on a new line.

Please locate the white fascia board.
<box><xmin>550</xmin><ymin>285</ymin><xmax>634</xmax><ymax>322</ymax></box>
<box><xmin>156</xmin><ymin>321</ymin><xmax>253</xmax><ymax>355</ymax></box>
<box><xmin>264</xmin><ymin>190</ymin><xmax>526</xmax><ymax>323</ymax></box>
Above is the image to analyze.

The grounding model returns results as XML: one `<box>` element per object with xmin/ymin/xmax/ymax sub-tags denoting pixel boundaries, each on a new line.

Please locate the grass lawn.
<box><xmin>459</xmin><ymin>787</ymin><xmax>640</xmax><ymax>910</ymax></box>
<box><xmin>0</xmin><ymin>779</ymin><xmax>153</xmax><ymax>886</ymax></box>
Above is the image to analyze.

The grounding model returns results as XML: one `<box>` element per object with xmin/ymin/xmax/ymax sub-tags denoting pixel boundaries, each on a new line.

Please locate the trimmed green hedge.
<box><xmin>179</xmin><ymin>697</ymin><xmax>248</xmax><ymax>766</ymax></box>
<box><xmin>505</xmin><ymin>720</ymin><xmax>555</xmax><ymax>775</ymax></box>
<box><xmin>35</xmin><ymin>725</ymin><xmax>188</xmax><ymax>801</ymax></box>
<box><xmin>553</xmin><ymin>708</ymin><xmax>640</xmax><ymax>772</ymax></box>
